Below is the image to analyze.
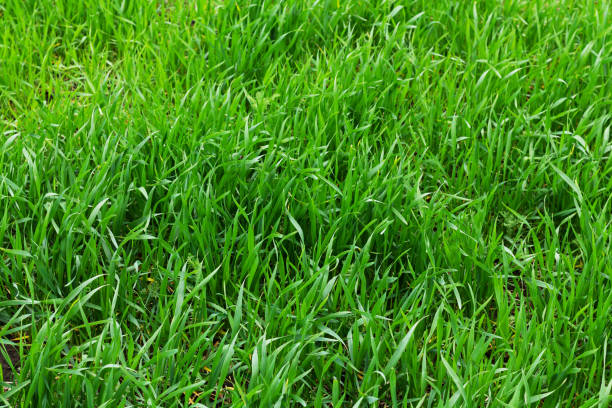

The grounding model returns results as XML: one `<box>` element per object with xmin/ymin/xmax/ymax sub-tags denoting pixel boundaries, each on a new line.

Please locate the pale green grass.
<box><xmin>0</xmin><ymin>0</ymin><xmax>611</xmax><ymax>406</ymax></box>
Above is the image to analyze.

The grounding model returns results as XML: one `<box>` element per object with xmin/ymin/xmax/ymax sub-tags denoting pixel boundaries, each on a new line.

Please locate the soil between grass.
<box><xmin>0</xmin><ymin>343</ymin><xmax>20</xmax><ymax>383</ymax></box>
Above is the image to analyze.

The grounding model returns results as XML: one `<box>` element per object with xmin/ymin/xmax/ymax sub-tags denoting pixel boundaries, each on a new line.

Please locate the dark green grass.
<box><xmin>0</xmin><ymin>0</ymin><xmax>611</xmax><ymax>406</ymax></box>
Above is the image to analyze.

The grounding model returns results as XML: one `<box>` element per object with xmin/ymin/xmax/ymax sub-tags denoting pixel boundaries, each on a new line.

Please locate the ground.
<box><xmin>0</xmin><ymin>0</ymin><xmax>611</xmax><ymax>407</ymax></box>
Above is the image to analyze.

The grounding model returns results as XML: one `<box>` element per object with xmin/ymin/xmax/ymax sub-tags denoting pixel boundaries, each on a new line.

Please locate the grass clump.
<box><xmin>1</xmin><ymin>0</ymin><xmax>611</xmax><ymax>406</ymax></box>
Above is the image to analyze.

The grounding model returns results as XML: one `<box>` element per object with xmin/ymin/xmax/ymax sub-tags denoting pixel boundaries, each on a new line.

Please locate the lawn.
<box><xmin>0</xmin><ymin>0</ymin><xmax>611</xmax><ymax>406</ymax></box>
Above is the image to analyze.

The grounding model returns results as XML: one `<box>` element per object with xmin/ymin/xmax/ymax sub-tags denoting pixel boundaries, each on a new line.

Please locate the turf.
<box><xmin>0</xmin><ymin>0</ymin><xmax>611</xmax><ymax>406</ymax></box>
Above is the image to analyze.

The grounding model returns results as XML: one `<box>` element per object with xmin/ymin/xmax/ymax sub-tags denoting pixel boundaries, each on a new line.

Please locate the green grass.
<box><xmin>0</xmin><ymin>0</ymin><xmax>611</xmax><ymax>406</ymax></box>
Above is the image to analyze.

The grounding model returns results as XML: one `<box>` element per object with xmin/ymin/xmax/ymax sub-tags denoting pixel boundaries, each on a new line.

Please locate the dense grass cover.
<box><xmin>0</xmin><ymin>0</ymin><xmax>611</xmax><ymax>406</ymax></box>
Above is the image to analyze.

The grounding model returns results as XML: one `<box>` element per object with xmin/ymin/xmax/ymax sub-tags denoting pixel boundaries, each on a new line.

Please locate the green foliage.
<box><xmin>0</xmin><ymin>0</ymin><xmax>611</xmax><ymax>406</ymax></box>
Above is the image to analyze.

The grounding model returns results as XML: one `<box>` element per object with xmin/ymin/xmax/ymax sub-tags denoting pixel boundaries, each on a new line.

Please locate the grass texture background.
<box><xmin>0</xmin><ymin>0</ymin><xmax>611</xmax><ymax>406</ymax></box>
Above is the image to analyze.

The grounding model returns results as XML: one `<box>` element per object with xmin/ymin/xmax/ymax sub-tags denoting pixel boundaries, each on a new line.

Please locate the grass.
<box><xmin>0</xmin><ymin>0</ymin><xmax>611</xmax><ymax>406</ymax></box>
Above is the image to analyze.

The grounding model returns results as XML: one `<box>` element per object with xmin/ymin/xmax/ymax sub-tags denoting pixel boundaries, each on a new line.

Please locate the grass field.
<box><xmin>1</xmin><ymin>0</ymin><xmax>611</xmax><ymax>406</ymax></box>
